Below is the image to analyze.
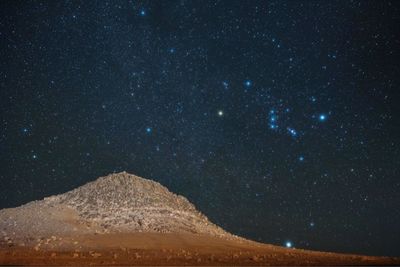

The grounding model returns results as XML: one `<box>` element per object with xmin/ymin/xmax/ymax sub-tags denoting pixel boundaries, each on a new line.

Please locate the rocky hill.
<box><xmin>0</xmin><ymin>172</ymin><xmax>233</xmax><ymax>248</ymax></box>
<box><xmin>46</xmin><ymin>171</ymin><xmax>230</xmax><ymax>236</ymax></box>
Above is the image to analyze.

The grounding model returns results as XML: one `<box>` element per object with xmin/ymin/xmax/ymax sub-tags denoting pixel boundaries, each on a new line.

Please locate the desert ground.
<box><xmin>1</xmin><ymin>232</ymin><xmax>399</xmax><ymax>265</ymax></box>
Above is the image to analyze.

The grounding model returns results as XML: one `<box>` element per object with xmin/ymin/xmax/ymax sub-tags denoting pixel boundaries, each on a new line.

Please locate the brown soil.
<box><xmin>0</xmin><ymin>232</ymin><xmax>398</xmax><ymax>266</ymax></box>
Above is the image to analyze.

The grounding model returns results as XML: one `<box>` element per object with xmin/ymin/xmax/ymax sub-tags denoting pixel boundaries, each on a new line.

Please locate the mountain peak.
<box><xmin>40</xmin><ymin>172</ymin><xmax>229</xmax><ymax>237</ymax></box>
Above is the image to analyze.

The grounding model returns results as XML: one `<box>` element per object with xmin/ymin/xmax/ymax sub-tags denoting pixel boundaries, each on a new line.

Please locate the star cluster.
<box><xmin>0</xmin><ymin>0</ymin><xmax>399</xmax><ymax>257</ymax></box>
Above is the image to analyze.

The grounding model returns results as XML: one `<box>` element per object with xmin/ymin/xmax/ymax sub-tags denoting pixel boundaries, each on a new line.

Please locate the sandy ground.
<box><xmin>0</xmin><ymin>232</ymin><xmax>399</xmax><ymax>266</ymax></box>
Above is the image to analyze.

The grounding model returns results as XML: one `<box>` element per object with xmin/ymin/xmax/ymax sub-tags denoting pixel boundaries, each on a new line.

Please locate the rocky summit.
<box><xmin>0</xmin><ymin>172</ymin><xmax>233</xmax><ymax>247</ymax></box>
<box><xmin>45</xmin><ymin>171</ymin><xmax>230</xmax><ymax>236</ymax></box>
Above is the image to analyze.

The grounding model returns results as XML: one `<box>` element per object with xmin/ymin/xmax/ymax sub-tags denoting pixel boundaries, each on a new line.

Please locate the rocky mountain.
<box><xmin>0</xmin><ymin>172</ymin><xmax>233</xmax><ymax>247</ymax></box>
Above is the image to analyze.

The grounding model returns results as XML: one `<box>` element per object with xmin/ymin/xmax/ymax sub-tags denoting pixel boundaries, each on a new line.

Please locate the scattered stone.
<box><xmin>88</xmin><ymin>251</ymin><xmax>102</xmax><ymax>258</ymax></box>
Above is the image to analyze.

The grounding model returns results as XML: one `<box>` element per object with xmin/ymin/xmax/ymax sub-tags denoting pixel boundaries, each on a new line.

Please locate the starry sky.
<box><xmin>1</xmin><ymin>0</ymin><xmax>400</xmax><ymax>257</ymax></box>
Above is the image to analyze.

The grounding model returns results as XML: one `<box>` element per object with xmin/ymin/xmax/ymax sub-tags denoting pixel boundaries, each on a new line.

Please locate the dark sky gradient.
<box><xmin>1</xmin><ymin>0</ymin><xmax>400</xmax><ymax>257</ymax></box>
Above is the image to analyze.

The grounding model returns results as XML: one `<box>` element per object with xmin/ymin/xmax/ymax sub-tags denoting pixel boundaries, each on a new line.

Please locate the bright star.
<box><xmin>310</xmin><ymin>222</ymin><xmax>315</xmax><ymax>227</ymax></box>
<box><xmin>244</xmin><ymin>80</ymin><xmax>252</xmax><ymax>87</ymax></box>
<box><xmin>140</xmin><ymin>9</ymin><xmax>146</xmax><ymax>16</ymax></box>
<box><xmin>146</xmin><ymin>127</ymin><xmax>152</xmax><ymax>133</ymax></box>
<box><xmin>319</xmin><ymin>114</ymin><xmax>327</xmax><ymax>121</ymax></box>
<box><xmin>32</xmin><ymin>154</ymin><xmax>38</xmax><ymax>159</ymax></box>
<box><xmin>287</xmin><ymin>127</ymin><xmax>297</xmax><ymax>137</ymax></box>
<box><xmin>285</xmin><ymin>241</ymin><xmax>293</xmax><ymax>248</ymax></box>
<box><xmin>218</xmin><ymin>110</ymin><xmax>224</xmax><ymax>116</ymax></box>
<box><xmin>299</xmin><ymin>156</ymin><xmax>304</xmax><ymax>161</ymax></box>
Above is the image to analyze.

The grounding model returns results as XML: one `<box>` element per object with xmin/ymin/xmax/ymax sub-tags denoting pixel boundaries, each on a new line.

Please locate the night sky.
<box><xmin>1</xmin><ymin>0</ymin><xmax>400</xmax><ymax>257</ymax></box>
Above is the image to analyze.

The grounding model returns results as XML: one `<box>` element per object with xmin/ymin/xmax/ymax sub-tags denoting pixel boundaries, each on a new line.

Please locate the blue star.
<box><xmin>169</xmin><ymin>48</ymin><xmax>175</xmax><ymax>53</ymax></box>
<box><xmin>299</xmin><ymin>156</ymin><xmax>304</xmax><ymax>161</ymax></box>
<box><xmin>222</xmin><ymin>81</ymin><xmax>229</xmax><ymax>89</ymax></box>
<box><xmin>139</xmin><ymin>9</ymin><xmax>146</xmax><ymax>16</ymax></box>
<box><xmin>318</xmin><ymin>114</ymin><xmax>327</xmax><ymax>121</ymax></box>
<box><xmin>22</xmin><ymin>128</ymin><xmax>29</xmax><ymax>133</ymax></box>
<box><xmin>32</xmin><ymin>154</ymin><xmax>38</xmax><ymax>159</ymax></box>
<box><xmin>287</xmin><ymin>127</ymin><xmax>297</xmax><ymax>137</ymax></box>
<box><xmin>146</xmin><ymin>127</ymin><xmax>152</xmax><ymax>133</ymax></box>
<box><xmin>310</xmin><ymin>222</ymin><xmax>315</xmax><ymax>227</ymax></box>
<box><xmin>244</xmin><ymin>80</ymin><xmax>252</xmax><ymax>88</ymax></box>
<box><xmin>285</xmin><ymin>241</ymin><xmax>293</xmax><ymax>248</ymax></box>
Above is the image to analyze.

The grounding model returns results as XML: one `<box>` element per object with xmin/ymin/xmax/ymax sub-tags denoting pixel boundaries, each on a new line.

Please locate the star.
<box><xmin>244</xmin><ymin>80</ymin><xmax>252</xmax><ymax>88</ymax></box>
<box><xmin>218</xmin><ymin>110</ymin><xmax>224</xmax><ymax>116</ymax></box>
<box><xmin>299</xmin><ymin>156</ymin><xmax>304</xmax><ymax>161</ymax></box>
<box><xmin>310</xmin><ymin>222</ymin><xmax>315</xmax><ymax>227</ymax></box>
<box><xmin>287</xmin><ymin>127</ymin><xmax>297</xmax><ymax>137</ymax></box>
<box><xmin>139</xmin><ymin>9</ymin><xmax>146</xmax><ymax>16</ymax></box>
<box><xmin>32</xmin><ymin>154</ymin><xmax>38</xmax><ymax>159</ymax></box>
<box><xmin>285</xmin><ymin>241</ymin><xmax>293</xmax><ymax>248</ymax></box>
<box><xmin>319</xmin><ymin>114</ymin><xmax>327</xmax><ymax>121</ymax></box>
<box><xmin>146</xmin><ymin>127</ymin><xmax>152</xmax><ymax>133</ymax></box>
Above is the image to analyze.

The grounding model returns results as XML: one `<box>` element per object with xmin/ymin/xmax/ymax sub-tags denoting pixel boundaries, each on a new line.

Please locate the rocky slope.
<box><xmin>0</xmin><ymin>172</ymin><xmax>233</xmax><ymax>248</ymax></box>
